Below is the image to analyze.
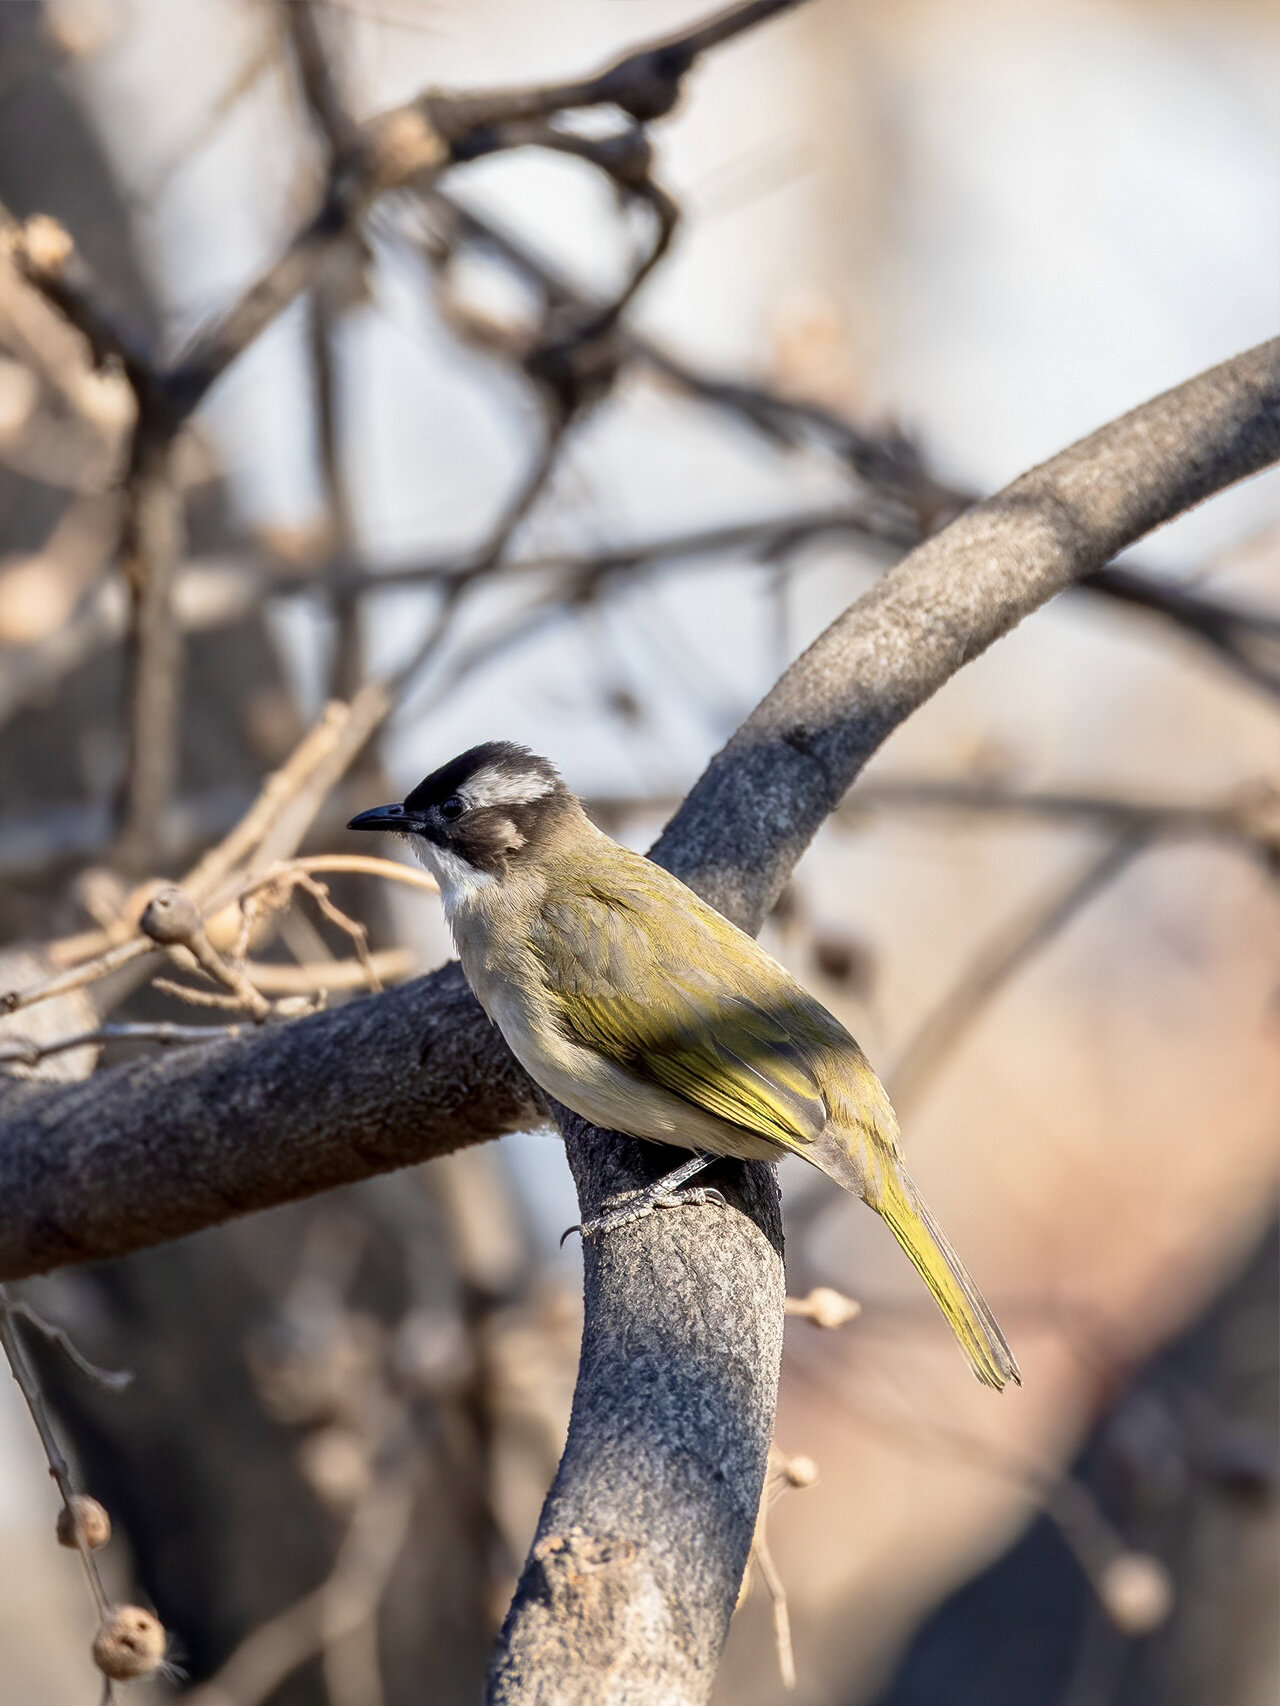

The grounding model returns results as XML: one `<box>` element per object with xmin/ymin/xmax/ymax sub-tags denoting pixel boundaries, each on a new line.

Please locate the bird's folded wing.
<box><xmin>535</xmin><ymin>886</ymin><xmax>829</xmax><ymax>1149</ymax></box>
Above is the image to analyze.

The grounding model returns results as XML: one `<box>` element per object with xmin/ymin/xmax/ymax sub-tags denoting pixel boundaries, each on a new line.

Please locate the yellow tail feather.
<box><xmin>875</xmin><ymin>1170</ymin><xmax>1021</xmax><ymax>1390</ymax></box>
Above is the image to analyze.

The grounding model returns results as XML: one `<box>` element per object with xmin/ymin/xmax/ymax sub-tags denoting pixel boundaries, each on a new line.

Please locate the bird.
<box><xmin>349</xmin><ymin>741</ymin><xmax>1020</xmax><ymax>1389</ymax></box>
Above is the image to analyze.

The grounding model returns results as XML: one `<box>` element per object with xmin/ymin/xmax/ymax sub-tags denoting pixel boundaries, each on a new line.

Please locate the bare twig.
<box><xmin>0</xmin><ymin>1021</ymin><xmax>247</xmax><ymax>1067</ymax></box>
<box><xmin>1</xmin><ymin>1298</ymin><xmax>132</xmax><ymax>1391</ymax></box>
<box><xmin>309</xmin><ymin>284</ymin><xmax>368</xmax><ymax>701</ymax></box>
<box><xmin>281</xmin><ymin>0</ymin><xmax>361</xmax><ymax>158</ymax></box>
<box><xmin>1</xmin><ymin>935</ymin><xmax>157</xmax><ymax>1018</ymax></box>
<box><xmin>385</xmin><ymin>415</ymin><xmax>575</xmax><ymax>702</ymax></box>
<box><xmin>240</xmin><ymin>948</ymin><xmax>410</xmax><ymax>994</ymax></box>
<box><xmin>749</xmin><ymin>1528</ymin><xmax>797</xmax><ymax>1690</ymax></box>
<box><xmin>183</xmin><ymin>690</ymin><xmax>385</xmax><ymax>907</ymax></box>
<box><xmin>888</xmin><ymin>833</ymin><xmax>1151</xmax><ymax>1113</ymax></box>
<box><xmin>236</xmin><ymin>854</ymin><xmax>437</xmax><ymax>898</ymax></box>
<box><xmin>0</xmin><ymin>1289</ymin><xmax>113</xmax><ymax>1619</ymax></box>
<box><xmin>8</xmin><ymin>220</ymin><xmax>188</xmax><ymax>871</ymax></box>
<box><xmin>425</xmin><ymin>192</ymin><xmax>1280</xmax><ymax>700</ymax></box>
<box><xmin>2</xmin><ymin>690</ymin><xmax>404</xmax><ymax>1013</ymax></box>
<box><xmin>111</xmin><ymin>394</ymin><xmax>186</xmax><ymax>877</ymax></box>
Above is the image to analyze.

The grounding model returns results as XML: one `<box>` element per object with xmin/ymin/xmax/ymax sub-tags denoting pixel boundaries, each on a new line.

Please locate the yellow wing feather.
<box><xmin>534</xmin><ymin>863</ymin><xmax>841</xmax><ymax>1150</ymax></box>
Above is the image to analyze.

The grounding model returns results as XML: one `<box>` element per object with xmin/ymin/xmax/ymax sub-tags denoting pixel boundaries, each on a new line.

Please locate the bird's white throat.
<box><xmin>413</xmin><ymin>839</ymin><xmax>495</xmax><ymax>917</ymax></box>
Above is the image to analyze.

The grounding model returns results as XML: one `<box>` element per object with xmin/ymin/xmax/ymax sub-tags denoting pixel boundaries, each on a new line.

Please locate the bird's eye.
<box><xmin>439</xmin><ymin>795</ymin><xmax>465</xmax><ymax>822</ymax></box>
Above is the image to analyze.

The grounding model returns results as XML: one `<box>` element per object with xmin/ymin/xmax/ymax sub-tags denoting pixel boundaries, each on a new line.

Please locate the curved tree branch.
<box><xmin>489</xmin><ymin>337</ymin><xmax>1280</xmax><ymax>1703</ymax></box>
<box><xmin>0</xmin><ymin>339</ymin><xmax>1277</xmax><ymax>1701</ymax></box>
<box><xmin>650</xmin><ymin>337</ymin><xmax>1280</xmax><ymax>927</ymax></box>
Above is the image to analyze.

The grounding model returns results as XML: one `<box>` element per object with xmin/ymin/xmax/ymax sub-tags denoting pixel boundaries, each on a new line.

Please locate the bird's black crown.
<box><xmin>403</xmin><ymin>742</ymin><xmax>563</xmax><ymax>814</ymax></box>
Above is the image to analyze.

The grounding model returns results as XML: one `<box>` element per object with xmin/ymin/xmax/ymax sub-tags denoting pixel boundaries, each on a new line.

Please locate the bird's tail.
<box><xmin>873</xmin><ymin>1167</ymin><xmax>1021</xmax><ymax>1390</ymax></box>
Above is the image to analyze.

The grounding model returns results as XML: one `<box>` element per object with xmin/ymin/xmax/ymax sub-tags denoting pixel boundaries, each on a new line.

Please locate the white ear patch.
<box><xmin>461</xmin><ymin>763</ymin><xmax>557</xmax><ymax>811</ymax></box>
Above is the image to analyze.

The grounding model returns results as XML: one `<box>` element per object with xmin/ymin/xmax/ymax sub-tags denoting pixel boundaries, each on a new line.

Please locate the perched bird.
<box><xmin>350</xmin><ymin>742</ymin><xmax>1019</xmax><ymax>1389</ymax></box>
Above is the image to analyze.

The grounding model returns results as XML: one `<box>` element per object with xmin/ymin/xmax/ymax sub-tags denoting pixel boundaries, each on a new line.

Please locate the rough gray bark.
<box><xmin>0</xmin><ymin>338</ymin><xmax>1277</xmax><ymax>1701</ymax></box>
<box><xmin>0</xmin><ymin>960</ymin><xmax>539</xmax><ymax>1277</ymax></box>
<box><xmin>487</xmin><ymin>1115</ymin><xmax>784</xmax><ymax>1706</ymax></box>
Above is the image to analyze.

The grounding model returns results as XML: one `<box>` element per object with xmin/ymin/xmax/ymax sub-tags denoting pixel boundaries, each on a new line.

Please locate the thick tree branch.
<box><xmin>0</xmin><ymin>962</ymin><xmax>537</xmax><ymax>1278</ymax></box>
<box><xmin>1</xmin><ymin>339</ymin><xmax>1277</xmax><ymax>1703</ymax></box>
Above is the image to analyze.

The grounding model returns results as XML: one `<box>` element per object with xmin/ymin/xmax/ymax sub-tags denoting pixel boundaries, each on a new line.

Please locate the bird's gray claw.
<box><xmin>559</xmin><ymin>1223</ymin><xmax>584</xmax><ymax>1248</ymax></box>
<box><xmin>574</xmin><ymin>1180</ymin><xmax>727</xmax><ymax>1240</ymax></box>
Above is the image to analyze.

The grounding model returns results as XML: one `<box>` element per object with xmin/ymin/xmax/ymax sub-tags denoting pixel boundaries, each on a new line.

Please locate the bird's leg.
<box><xmin>562</xmin><ymin>1152</ymin><xmax>726</xmax><ymax>1243</ymax></box>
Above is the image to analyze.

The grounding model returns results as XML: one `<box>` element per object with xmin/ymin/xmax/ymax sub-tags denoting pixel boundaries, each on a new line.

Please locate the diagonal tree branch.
<box><xmin>649</xmin><ymin>338</ymin><xmax>1280</xmax><ymax>926</ymax></box>
<box><xmin>1</xmin><ymin>338</ymin><xmax>1277</xmax><ymax>1702</ymax></box>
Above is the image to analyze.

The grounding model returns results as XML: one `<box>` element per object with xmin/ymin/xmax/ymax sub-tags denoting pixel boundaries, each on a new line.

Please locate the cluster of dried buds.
<box><xmin>56</xmin><ymin>1493</ymin><xmax>168</xmax><ymax>1682</ymax></box>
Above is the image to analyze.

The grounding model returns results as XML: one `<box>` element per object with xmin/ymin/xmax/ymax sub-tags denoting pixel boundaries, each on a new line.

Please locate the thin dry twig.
<box><xmin>423</xmin><ymin>192</ymin><xmax>1280</xmax><ymax>700</ymax></box>
<box><xmin>10</xmin><ymin>691</ymin><xmax>402</xmax><ymax>1017</ymax></box>
<box><xmin>240</xmin><ymin>949</ymin><xmax>410</xmax><ymax>994</ymax></box>
<box><xmin>1</xmin><ymin>935</ymin><xmax>156</xmax><ymax>1019</ymax></box>
<box><xmin>238</xmin><ymin>854</ymin><xmax>438</xmax><ymax>897</ymax></box>
<box><xmin>738</xmin><ymin>1445</ymin><xmax>819</xmax><ymax>1690</ymax></box>
<box><xmin>0</xmin><ymin>1020</ymin><xmax>247</xmax><ymax>1067</ymax></box>
<box><xmin>888</xmin><ymin>833</ymin><xmax>1151</xmax><ymax>1113</ymax></box>
<box><xmin>1</xmin><ymin>1298</ymin><xmax>132</xmax><ymax>1391</ymax></box>
<box><xmin>0</xmin><ymin>1288</ymin><xmax>114</xmax><ymax>1620</ymax></box>
<box><xmin>233</xmin><ymin>866</ymin><xmax>380</xmax><ymax>990</ymax></box>
<box><xmin>190</xmin><ymin>683</ymin><xmax>391</xmax><ymax>906</ymax></box>
<box><xmin>385</xmin><ymin>415</ymin><xmax>576</xmax><ymax>701</ymax></box>
<box><xmin>113</xmin><ymin>441</ymin><xmax>186</xmax><ymax>874</ymax></box>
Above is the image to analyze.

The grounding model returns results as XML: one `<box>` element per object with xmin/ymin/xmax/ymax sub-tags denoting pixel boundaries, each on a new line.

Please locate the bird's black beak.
<box><xmin>348</xmin><ymin>802</ymin><xmax>410</xmax><ymax>833</ymax></box>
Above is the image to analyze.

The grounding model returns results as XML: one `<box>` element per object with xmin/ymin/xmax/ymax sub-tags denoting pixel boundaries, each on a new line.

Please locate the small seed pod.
<box><xmin>92</xmin><ymin>1605</ymin><xmax>166</xmax><ymax>1680</ymax></box>
<box><xmin>297</xmin><ymin>1426</ymin><xmax>370</xmax><ymax>1510</ymax></box>
<box><xmin>18</xmin><ymin>215</ymin><xmax>74</xmax><ymax>275</ymax></box>
<box><xmin>56</xmin><ymin>1494</ymin><xmax>111</xmax><ymax>1550</ymax></box>
<box><xmin>1097</xmin><ymin>1552</ymin><xmax>1174</xmax><ymax>1636</ymax></box>
<box><xmin>788</xmin><ymin>1286</ymin><xmax>861</xmax><ymax>1330</ymax></box>
<box><xmin>781</xmin><ymin>1454</ymin><xmax>819</xmax><ymax>1489</ymax></box>
<box><xmin>139</xmin><ymin>886</ymin><xmax>201</xmax><ymax>946</ymax></box>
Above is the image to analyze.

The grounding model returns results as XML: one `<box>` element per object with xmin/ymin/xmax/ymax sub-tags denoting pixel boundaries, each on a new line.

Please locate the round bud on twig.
<box><xmin>139</xmin><ymin>886</ymin><xmax>201</xmax><ymax>946</ymax></box>
<box><xmin>1097</xmin><ymin>1552</ymin><xmax>1174</xmax><ymax>1635</ymax></box>
<box><xmin>17</xmin><ymin>215</ymin><xmax>74</xmax><ymax>277</ymax></box>
<box><xmin>781</xmin><ymin>1454</ymin><xmax>818</xmax><ymax>1488</ymax></box>
<box><xmin>92</xmin><ymin>1605</ymin><xmax>166</xmax><ymax>1679</ymax></box>
<box><xmin>56</xmin><ymin>1494</ymin><xmax>111</xmax><ymax>1550</ymax></box>
<box><xmin>297</xmin><ymin>1426</ymin><xmax>370</xmax><ymax>1510</ymax></box>
<box><xmin>785</xmin><ymin>1287</ymin><xmax>862</xmax><ymax>1330</ymax></box>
